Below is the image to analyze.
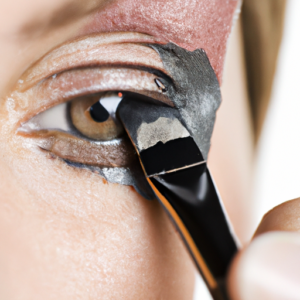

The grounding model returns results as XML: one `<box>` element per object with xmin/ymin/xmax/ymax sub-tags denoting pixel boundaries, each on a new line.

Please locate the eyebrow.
<box><xmin>18</xmin><ymin>0</ymin><xmax>114</xmax><ymax>38</ymax></box>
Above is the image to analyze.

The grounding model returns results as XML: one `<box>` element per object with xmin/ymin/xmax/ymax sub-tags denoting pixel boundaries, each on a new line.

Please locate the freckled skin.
<box><xmin>0</xmin><ymin>0</ymin><xmax>241</xmax><ymax>299</ymax></box>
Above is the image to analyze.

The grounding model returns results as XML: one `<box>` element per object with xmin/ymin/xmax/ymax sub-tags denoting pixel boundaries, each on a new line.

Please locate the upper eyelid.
<box><xmin>14</xmin><ymin>66</ymin><xmax>173</xmax><ymax>126</ymax></box>
<box><xmin>16</xmin><ymin>32</ymin><xmax>169</xmax><ymax>92</ymax></box>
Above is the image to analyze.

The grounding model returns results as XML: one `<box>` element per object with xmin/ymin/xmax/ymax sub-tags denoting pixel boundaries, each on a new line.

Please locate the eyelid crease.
<box><xmin>17</xmin><ymin>32</ymin><xmax>169</xmax><ymax>92</ymax></box>
<box><xmin>14</xmin><ymin>67</ymin><xmax>173</xmax><ymax>126</ymax></box>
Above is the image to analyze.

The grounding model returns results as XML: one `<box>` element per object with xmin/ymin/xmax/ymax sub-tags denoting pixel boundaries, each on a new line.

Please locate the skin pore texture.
<box><xmin>0</xmin><ymin>0</ymin><xmax>246</xmax><ymax>300</ymax></box>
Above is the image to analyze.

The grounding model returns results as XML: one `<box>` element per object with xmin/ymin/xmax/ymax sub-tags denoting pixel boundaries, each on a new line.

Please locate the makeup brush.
<box><xmin>117</xmin><ymin>93</ymin><xmax>238</xmax><ymax>300</ymax></box>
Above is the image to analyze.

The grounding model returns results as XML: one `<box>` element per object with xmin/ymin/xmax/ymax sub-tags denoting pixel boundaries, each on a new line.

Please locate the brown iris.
<box><xmin>69</xmin><ymin>94</ymin><xmax>124</xmax><ymax>140</ymax></box>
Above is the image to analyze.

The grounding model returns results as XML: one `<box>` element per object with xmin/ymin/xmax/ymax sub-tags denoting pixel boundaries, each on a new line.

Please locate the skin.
<box><xmin>3</xmin><ymin>1</ymin><xmax>297</xmax><ymax>300</ymax></box>
<box><xmin>0</xmin><ymin>1</ymin><xmax>240</xmax><ymax>299</ymax></box>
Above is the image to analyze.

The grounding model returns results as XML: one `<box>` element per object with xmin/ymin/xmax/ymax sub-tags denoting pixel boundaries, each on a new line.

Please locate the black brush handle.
<box><xmin>147</xmin><ymin>163</ymin><xmax>238</xmax><ymax>300</ymax></box>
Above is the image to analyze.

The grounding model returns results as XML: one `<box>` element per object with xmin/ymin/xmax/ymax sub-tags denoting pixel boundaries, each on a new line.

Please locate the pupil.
<box><xmin>90</xmin><ymin>101</ymin><xmax>110</xmax><ymax>122</ymax></box>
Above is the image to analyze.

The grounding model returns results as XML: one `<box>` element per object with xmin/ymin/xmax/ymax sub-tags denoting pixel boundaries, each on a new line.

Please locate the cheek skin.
<box><xmin>0</xmin><ymin>102</ymin><xmax>195</xmax><ymax>299</ymax></box>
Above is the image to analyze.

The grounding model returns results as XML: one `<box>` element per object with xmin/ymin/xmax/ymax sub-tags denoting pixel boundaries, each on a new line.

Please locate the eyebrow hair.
<box><xmin>18</xmin><ymin>0</ymin><xmax>114</xmax><ymax>38</ymax></box>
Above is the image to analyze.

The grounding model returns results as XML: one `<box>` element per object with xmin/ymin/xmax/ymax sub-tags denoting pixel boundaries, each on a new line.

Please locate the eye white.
<box><xmin>19</xmin><ymin>102</ymin><xmax>69</xmax><ymax>132</ymax></box>
<box><xmin>37</xmin><ymin>102</ymin><xmax>69</xmax><ymax>130</ymax></box>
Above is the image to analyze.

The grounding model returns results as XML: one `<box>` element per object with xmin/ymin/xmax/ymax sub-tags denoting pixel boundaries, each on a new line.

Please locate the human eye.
<box><xmin>18</xmin><ymin>68</ymin><xmax>170</xmax><ymax>168</ymax></box>
<box><xmin>13</xmin><ymin>34</ymin><xmax>172</xmax><ymax>198</ymax></box>
<box><xmin>19</xmin><ymin>91</ymin><xmax>127</xmax><ymax>165</ymax></box>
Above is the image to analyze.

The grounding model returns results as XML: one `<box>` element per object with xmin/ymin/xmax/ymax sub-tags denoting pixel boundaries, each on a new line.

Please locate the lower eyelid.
<box><xmin>19</xmin><ymin>130</ymin><xmax>136</xmax><ymax>168</ymax></box>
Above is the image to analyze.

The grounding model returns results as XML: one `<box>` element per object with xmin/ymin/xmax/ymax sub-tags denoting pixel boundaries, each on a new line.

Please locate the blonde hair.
<box><xmin>241</xmin><ymin>0</ymin><xmax>287</xmax><ymax>140</ymax></box>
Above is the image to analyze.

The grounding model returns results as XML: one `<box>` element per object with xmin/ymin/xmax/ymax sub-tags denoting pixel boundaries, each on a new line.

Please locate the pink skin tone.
<box><xmin>1</xmin><ymin>0</ymin><xmax>282</xmax><ymax>300</ymax></box>
<box><xmin>83</xmin><ymin>0</ymin><xmax>240</xmax><ymax>80</ymax></box>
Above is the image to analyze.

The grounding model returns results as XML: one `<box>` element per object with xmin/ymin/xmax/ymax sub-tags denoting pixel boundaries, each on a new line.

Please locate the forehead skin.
<box><xmin>0</xmin><ymin>0</ymin><xmax>239</xmax><ymax>96</ymax></box>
